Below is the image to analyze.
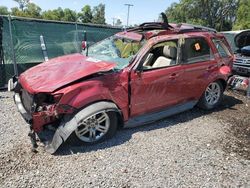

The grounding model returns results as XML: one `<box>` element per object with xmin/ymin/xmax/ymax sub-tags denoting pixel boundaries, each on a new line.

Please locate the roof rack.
<box><xmin>177</xmin><ymin>23</ymin><xmax>217</xmax><ymax>33</ymax></box>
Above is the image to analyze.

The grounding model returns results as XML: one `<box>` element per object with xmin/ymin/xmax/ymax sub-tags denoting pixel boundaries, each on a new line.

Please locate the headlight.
<box><xmin>35</xmin><ymin>93</ymin><xmax>63</xmax><ymax>106</ymax></box>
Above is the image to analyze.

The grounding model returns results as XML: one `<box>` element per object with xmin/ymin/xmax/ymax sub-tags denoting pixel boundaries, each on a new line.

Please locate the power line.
<box><xmin>124</xmin><ymin>4</ymin><xmax>133</xmax><ymax>27</ymax></box>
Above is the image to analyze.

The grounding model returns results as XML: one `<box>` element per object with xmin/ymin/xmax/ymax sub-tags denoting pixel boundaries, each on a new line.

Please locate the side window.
<box><xmin>142</xmin><ymin>40</ymin><xmax>178</xmax><ymax>70</ymax></box>
<box><xmin>212</xmin><ymin>39</ymin><xmax>231</xmax><ymax>58</ymax></box>
<box><xmin>182</xmin><ymin>37</ymin><xmax>213</xmax><ymax>64</ymax></box>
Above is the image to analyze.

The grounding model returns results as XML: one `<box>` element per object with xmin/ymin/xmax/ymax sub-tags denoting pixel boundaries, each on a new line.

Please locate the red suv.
<box><xmin>13</xmin><ymin>21</ymin><xmax>233</xmax><ymax>153</ymax></box>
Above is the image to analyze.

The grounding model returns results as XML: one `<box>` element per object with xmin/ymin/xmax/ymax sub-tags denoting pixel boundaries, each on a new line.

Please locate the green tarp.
<box><xmin>0</xmin><ymin>16</ymin><xmax>122</xmax><ymax>88</ymax></box>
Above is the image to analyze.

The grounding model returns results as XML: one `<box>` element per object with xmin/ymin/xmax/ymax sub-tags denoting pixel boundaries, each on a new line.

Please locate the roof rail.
<box><xmin>178</xmin><ymin>23</ymin><xmax>217</xmax><ymax>33</ymax></box>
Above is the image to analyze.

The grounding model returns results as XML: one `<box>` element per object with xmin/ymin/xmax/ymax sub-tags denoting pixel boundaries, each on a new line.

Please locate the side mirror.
<box><xmin>82</xmin><ymin>41</ymin><xmax>87</xmax><ymax>50</ymax></box>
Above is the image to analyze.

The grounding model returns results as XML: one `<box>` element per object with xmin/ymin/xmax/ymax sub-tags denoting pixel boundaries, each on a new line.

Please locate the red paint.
<box><xmin>115</xmin><ymin>31</ymin><xmax>143</xmax><ymax>41</ymax></box>
<box><xmin>19</xmin><ymin>53</ymin><xmax>116</xmax><ymax>94</ymax></box>
<box><xmin>130</xmin><ymin>65</ymin><xmax>185</xmax><ymax>116</ymax></box>
<box><xmin>17</xmin><ymin>26</ymin><xmax>233</xmax><ymax>133</ymax></box>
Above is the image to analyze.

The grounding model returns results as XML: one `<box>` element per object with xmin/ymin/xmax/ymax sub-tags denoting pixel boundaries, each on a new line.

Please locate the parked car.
<box><xmin>221</xmin><ymin>30</ymin><xmax>250</xmax><ymax>76</ymax></box>
<box><xmin>12</xmin><ymin>21</ymin><xmax>233</xmax><ymax>153</ymax></box>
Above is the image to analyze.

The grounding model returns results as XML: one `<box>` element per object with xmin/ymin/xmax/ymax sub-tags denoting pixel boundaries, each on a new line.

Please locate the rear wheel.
<box><xmin>198</xmin><ymin>81</ymin><xmax>223</xmax><ymax>110</ymax></box>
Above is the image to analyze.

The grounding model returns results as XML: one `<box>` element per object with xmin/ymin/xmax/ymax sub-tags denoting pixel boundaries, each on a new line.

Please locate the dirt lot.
<box><xmin>0</xmin><ymin>90</ymin><xmax>249</xmax><ymax>187</ymax></box>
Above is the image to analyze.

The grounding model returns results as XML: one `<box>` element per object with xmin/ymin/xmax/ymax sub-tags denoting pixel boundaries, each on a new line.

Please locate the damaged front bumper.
<box><xmin>14</xmin><ymin>92</ymin><xmax>58</xmax><ymax>132</ymax></box>
<box><xmin>14</xmin><ymin>93</ymin><xmax>33</xmax><ymax>124</ymax></box>
<box><xmin>13</xmin><ymin>85</ymin><xmax>76</xmax><ymax>154</ymax></box>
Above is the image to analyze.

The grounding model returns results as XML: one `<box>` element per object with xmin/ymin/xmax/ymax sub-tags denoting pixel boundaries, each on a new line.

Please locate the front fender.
<box><xmin>55</xmin><ymin>78</ymin><xmax>129</xmax><ymax>120</ymax></box>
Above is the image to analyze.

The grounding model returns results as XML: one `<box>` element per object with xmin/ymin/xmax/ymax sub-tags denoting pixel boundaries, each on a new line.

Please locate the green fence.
<box><xmin>0</xmin><ymin>16</ymin><xmax>122</xmax><ymax>88</ymax></box>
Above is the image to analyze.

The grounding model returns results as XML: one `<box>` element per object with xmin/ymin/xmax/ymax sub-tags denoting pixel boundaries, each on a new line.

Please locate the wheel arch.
<box><xmin>216</xmin><ymin>78</ymin><xmax>227</xmax><ymax>91</ymax></box>
<box><xmin>76</xmin><ymin>99</ymin><xmax>125</xmax><ymax>129</ymax></box>
<box><xmin>45</xmin><ymin>100</ymin><xmax>124</xmax><ymax>154</ymax></box>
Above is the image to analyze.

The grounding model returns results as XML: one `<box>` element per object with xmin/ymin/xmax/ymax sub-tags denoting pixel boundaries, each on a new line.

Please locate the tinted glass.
<box><xmin>213</xmin><ymin>39</ymin><xmax>231</xmax><ymax>58</ymax></box>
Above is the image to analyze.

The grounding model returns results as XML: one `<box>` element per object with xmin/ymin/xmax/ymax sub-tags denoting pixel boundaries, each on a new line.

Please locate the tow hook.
<box><xmin>28</xmin><ymin>129</ymin><xmax>38</xmax><ymax>153</ymax></box>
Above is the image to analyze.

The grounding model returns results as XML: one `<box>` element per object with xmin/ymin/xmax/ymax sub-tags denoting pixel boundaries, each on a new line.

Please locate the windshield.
<box><xmin>83</xmin><ymin>36</ymin><xmax>144</xmax><ymax>70</ymax></box>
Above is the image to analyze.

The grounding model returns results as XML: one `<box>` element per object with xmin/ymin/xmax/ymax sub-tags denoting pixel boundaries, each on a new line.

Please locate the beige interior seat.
<box><xmin>152</xmin><ymin>46</ymin><xmax>177</xmax><ymax>68</ymax></box>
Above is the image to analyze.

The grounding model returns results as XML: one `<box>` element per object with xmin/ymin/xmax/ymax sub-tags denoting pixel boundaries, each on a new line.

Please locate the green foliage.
<box><xmin>13</xmin><ymin>0</ymin><xmax>30</xmax><ymax>11</ymax></box>
<box><xmin>78</xmin><ymin>5</ymin><xmax>93</xmax><ymax>23</ymax></box>
<box><xmin>92</xmin><ymin>4</ymin><xmax>106</xmax><ymax>24</ymax></box>
<box><xmin>61</xmin><ymin>8</ymin><xmax>77</xmax><ymax>22</ymax></box>
<box><xmin>0</xmin><ymin>6</ymin><xmax>9</xmax><ymax>15</ymax></box>
<box><xmin>8</xmin><ymin>1</ymin><xmax>107</xmax><ymax>25</ymax></box>
<box><xmin>25</xmin><ymin>3</ymin><xmax>42</xmax><ymax>18</ymax></box>
<box><xmin>233</xmin><ymin>0</ymin><xmax>250</xmax><ymax>29</ymax></box>
<box><xmin>11</xmin><ymin>3</ymin><xmax>42</xmax><ymax>18</ymax></box>
<box><xmin>42</xmin><ymin>7</ymin><xmax>77</xmax><ymax>22</ymax></box>
<box><xmin>11</xmin><ymin>7</ymin><xmax>26</xmax><ymax>17</ymax></box>
<box><xmin>165</xmin><ymin>0</ymin><xmax>239</xmax><ymax>31</ymax></box>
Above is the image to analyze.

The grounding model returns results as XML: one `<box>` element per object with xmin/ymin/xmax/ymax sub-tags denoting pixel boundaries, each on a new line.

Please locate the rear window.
<box><xmin>212</xmin><ymin>39</ymin><xmax>232</xmax><ymax>58</ymax></box>
<box><xmin>182</xmin><ymin>37</ymin><xmax>213</xmax><ymax>64</ymax></box>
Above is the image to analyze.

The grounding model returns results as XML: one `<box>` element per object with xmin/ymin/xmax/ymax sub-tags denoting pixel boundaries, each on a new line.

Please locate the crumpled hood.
<box><xmin>19</xmin><ymin>53</ymin><xmax>116</xmax><ymax>94</ymax></box>
<box><xmin>235</xmin><ymin>30</ymin><xmax>250</xmax><ymax>48</ymax></box>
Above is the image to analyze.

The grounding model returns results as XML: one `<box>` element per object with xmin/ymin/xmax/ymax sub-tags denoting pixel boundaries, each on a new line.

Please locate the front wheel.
<box><xmin>68</xmin><ymin>109</ymin><xmax>118</xmax><ymax>145</ymax></box>
<box><xmin>198</xmin><ymin>81</ymin><xmax>223</xmax><ymax>110</ymax></box>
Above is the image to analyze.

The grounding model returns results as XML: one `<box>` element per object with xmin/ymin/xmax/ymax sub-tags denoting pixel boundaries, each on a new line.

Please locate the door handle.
<box><xmin>169</xmin><ymin>73</ymin><xmax>178</xmax><ymax>79</ymax></box>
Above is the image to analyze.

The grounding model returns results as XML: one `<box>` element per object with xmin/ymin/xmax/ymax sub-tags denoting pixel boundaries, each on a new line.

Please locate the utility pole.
<box><xmin>124</xmin><ymin>4</ymin><xmax>133</xmax><ymax>27</ymax></box>
<box><xmin>111</xmin><ymin>17</ymin><xmax>116</xmax><ymax>26</ymax></box>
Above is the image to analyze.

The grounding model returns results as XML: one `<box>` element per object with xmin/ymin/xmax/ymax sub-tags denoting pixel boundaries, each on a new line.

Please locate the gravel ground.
<box><xmin>0</xmin><ymin>91</ymin><xmax>249</xmax><ymax>187</ymax></box>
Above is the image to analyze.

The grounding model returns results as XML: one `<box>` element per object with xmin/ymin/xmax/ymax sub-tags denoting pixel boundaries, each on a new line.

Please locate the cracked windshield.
<box><xmin>84</xmin><ymin>36</ymin><xmax>144</xmax><ymax>70</ymax></box>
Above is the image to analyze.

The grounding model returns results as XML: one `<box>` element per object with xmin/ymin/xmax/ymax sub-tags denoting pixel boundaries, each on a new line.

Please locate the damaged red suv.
<box><xmin>13</xmin><ymin>21</ymin><xmax>233</xmax><ymax>153</ymax></box>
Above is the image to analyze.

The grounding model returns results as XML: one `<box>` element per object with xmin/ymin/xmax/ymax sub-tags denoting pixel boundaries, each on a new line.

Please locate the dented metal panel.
<box><xmin>19</xmin><ymin>53</ymin><xmax>116</xmax><ymax>94</ymax></box>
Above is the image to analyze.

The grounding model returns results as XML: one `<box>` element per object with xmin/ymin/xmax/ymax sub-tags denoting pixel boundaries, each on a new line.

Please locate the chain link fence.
<box><xmin>0</xmin><ymin>15</ymin><xmax>122</xmax><ymax>88</ymax></box>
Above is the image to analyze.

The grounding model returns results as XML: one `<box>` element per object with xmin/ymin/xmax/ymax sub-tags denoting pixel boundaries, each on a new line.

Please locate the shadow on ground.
<box><xmin>55</xmin><ymin>94</ymin><xmax>243</xmax><ymax>156</ymax></box>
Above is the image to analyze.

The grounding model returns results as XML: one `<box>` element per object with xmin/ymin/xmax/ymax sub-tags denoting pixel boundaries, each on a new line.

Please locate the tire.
<box><xmin>198</xmin><ymin>81</ymin><xmax>224</xmax><ymax>110</ymax></box>
<box><xmin>68</xmin><ymin>108</ymin><xmax>118</xmax><ymax>146</ymax></box>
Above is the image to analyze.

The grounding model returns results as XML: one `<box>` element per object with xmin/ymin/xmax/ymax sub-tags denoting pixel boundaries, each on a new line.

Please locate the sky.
<box><xmin>1</xmin><ymin>0</ymin><xmax>177</xmax><ymax>25</ymax></box>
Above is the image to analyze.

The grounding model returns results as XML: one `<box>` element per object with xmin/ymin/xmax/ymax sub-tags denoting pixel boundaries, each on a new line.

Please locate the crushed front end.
<box><xmin>13</xmin><ymin>82</ymin><xmax>76</xmax><ymax>152</ymax></box>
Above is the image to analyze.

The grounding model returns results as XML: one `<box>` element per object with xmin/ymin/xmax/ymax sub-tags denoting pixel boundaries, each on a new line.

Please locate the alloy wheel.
<box><xmin>75</xmin><ymin>111</ymin><xmax>110</xmax><ymax>142</ymax></box>
<box><xmin>205</xmin><ymin>82</ymin><xmax>221</xmax><ymax>106</ymax></box>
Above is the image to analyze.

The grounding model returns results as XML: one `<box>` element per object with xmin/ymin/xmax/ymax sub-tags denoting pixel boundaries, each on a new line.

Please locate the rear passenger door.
<box><xmin>180</xmin><ymin>36</ymin><xmax>218</xmax><ymax>101</ymax></box>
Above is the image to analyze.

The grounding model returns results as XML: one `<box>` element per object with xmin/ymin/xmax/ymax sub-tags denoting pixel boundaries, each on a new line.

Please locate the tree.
<box><xmin>165</xmin><ymin>0</ymin><xmax>239</xmax><ymax>31</ymax></box>
<box><xmin>78</xmin><ymin>5</ymin><xmax>92</xmax><ymax>23</ymax></box>
<box><xmin>42</xmin><ymin>8</ymin><xmax>78</xmax><ymax>22</ymax></box>
<box><xmin>115</xmin><ymin>19</ymin><xmax>122</xmax><ymax>26</ymax></box>
<box><xmin>0</xmin><ymin>6</ymin><xmax>9</xmax><ymax>15</ymax></box>
<box><xmin>92</xmin><ymin>4</ymin><xmax>106</xmax><ymax>24</ymax></box>
<box><xmin>11</xmin><ymin>7</ymin><xmax>26</xmax><ymax>17</ymax></box>
<box><xmin>62</xmin><ymin>8</ymin><xmax>77</xmax><ymax>22</ymax></box>
<box><xmin>233</xmin><ymin>0</ymin><xmax>250</xmax><ymax>29</ymax></box>
<box><xmin>42</xmin><ymin>7</ymin><xmax>64</xmax><ymax>21</ymax></box>
<box><xmin>14</xmin><ymin>0</ymin><xmax>30</xmax><ymax>11</ymax></box>
<box><xmin>24</xmin><ymin>3</ymin><xmax>42</xmax><ymax>18</ymax></box>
